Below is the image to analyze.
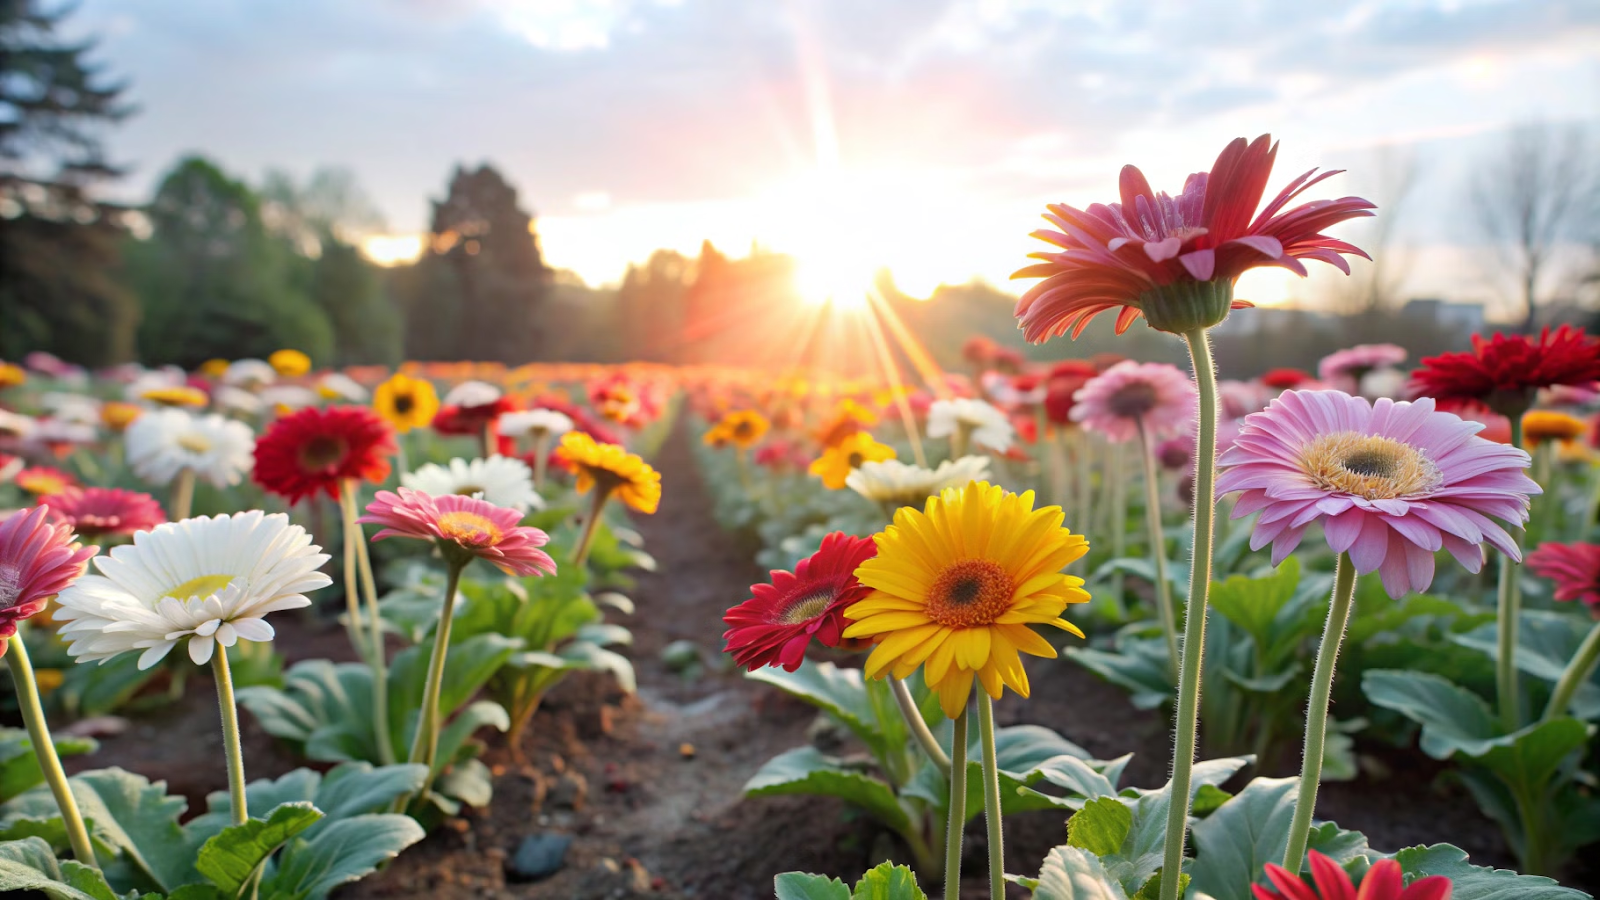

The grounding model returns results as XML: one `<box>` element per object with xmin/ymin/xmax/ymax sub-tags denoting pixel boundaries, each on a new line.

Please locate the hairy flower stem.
<box><xmin>1109</xmin><ymin>448</ymin><xmax>1128</xmax><ymax>613</ymax></box>
<box><xmin>890</xmin><ymin>677</ymin><xmax>950</xmax><ymax>776</ymax></box>
<box><xmin>7</xmin><ymin>635</ymin><xmax>97</xmax><ymax>867</ymax></box>
<box><xmin>1283</xmin><ymin>552</ymin><xmax>1358</xmax><ymax>871</ymax></box>
<box><xmin>342</xmin><ymin>481</ymin><xmax>395</xmax><ymax>765</ymax></box>
<box><xmin>169</xmin><ymin>467</ymin><xmax>196</xmax><ymax>521</ymax></box>
<box><xmin>978</xmin><ymin>694</ymin><xmax>1004</xmax><ymax>900</ymax></box>
<box><xmin>571</xmin><ymin>488</ymin><xmax>613</xmax><ymax>570</ymax></box>
<box><xmin>212</xmin><ymin>649</ymin><xmax>249</xmax><ymax>826</ymax></box>
<box><xmin>531</xmin><ymin>433</ymin><xmax>551</xmax><ymax>489</ymax></box>
<box><xmin>396</xmin><ymin>558</ymin><xmax>466</xmax><ymax>812</ymax></box>
<box><xmin>1497</xmin><ymin>416</ymin><xmax>1526</xmax><ymax>731</ymax></box>
<box><xmin>1160</xmin><ymin>328</ymin><xmax>1219</xmax><ymax>900</ymax></box>
<box><xmin>943</xmin><ymin>707</ymin><xmax>968</xmax><ymax>900</ymax></box>
<box><xmin>1137</xmin><ymin>422</ymin><xmax>1179</xmax><ymax>677</ymax></box>
<box><xmin>1545</xmin><ymin>617</ymin><xmax>1600</xmax><ymax>720</ymax></box>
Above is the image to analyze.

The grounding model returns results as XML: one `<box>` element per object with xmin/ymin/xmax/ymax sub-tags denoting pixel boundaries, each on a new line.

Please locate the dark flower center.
<box><xmin>847</xmin><ymin>452</ymin><xmax>864</xmax><ymax>468</ymax></box>
<box><xmin>394</xmin><ymin>394</ymin><xmax>415</xmax><ymax>415</ymax></box>
<box><xmin>926</xmin><ymin>559</ymin><xmax>1014</xmax><ymax>627</ymax></box>
<box><xmin>1107</xmin><ymin>382</ymin><xmax>1159</xmax><ymax>418</ymax></box>
<box><xmin>300</xmin><ymin>435</ymin><xmax>349</xmax><ymax>472</ymax></box>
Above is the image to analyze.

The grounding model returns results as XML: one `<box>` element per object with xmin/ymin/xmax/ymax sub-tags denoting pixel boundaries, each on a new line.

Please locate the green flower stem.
<box><xmin>1498</xmin><ymin>415</ymin><xmax>1527</xmax><ymax>731</ymax></box>
<box><xmin>1544</xmin><ymin>616</ymin><xmax>1600</xmax><ymax>720</ymax></box>
<box><xmin>890</xmin><ymin>677</ymin><xmax>950</xmax><ymax>777</ymax></box>
<box><xmin>338</xmin><ymin>488</ymin><xmax>367</xmax><ymax>663</ymax></box>
<box><xmin>950</xmin><ymin>423</ymin><xmax>970</xmax><ymax>462</ymax></box>
<box><xmin>342</xmin><ymin>480</ymin><xmax>395</xmax><ymax>766</ymax></box>
<box><xmin>531</xmin><ymin>432</ymin><xmax>550</xmax><ymax>489</ymax></box>
<box><xmin>1109</xmin><ymin>447</ymin><xmax>1127</xmax><ymax>613</ymax></box>
<box><xmin>571</xmin><ymin>488</ymin><xmax>612</xmax><ymax>570</ymax></box>
<box><xmin>1137</xmin><ymin>422</ymin><xmax>1179</xmax><ymax>677</ymax></box>
<box><xmin>395</xmin><ymin>436</ymin><xmax>411</xmax><ymax>481</ymax></box>
<box><xmin>977</xmin><ymin>693</ymin><xmax>1004</xmax><ymax>900</ymax></box>
<box><xmin>943</xmin><ymin>706</ymin><xmax>968</xmax><ymax>900</ymax></box>
<box><xmin>6</xmin><ymin>635</ymin><xmax>97</xmax><ymax>867</ymax></box>
<box><xmin>1283</xmin><ymin>552</ymin><xmax>1359</xmax><ymax>871</ymax></box>
<box><xmin>1160</xmin><ymin>327</ymin><xmax>1220</xmax><ymax>900</ymax></box>
<box><xmin>396</xmin><ymin>557</ymin><xmax>467</xmax><ymax>813</ymax></box>
<box><xmin>212</xmin><ymin>648</ymin><xmax>248</xmax><ymax>826</ymax></box>
<box><xmin>1574</xmin><ymin>462</ymin><xmax>1600</xmax><ymax>542</ymax></box>
<box><xmin>169</xmin><ymin>467</ymin><xmax>196</xmax><ymax>521</ymax></box>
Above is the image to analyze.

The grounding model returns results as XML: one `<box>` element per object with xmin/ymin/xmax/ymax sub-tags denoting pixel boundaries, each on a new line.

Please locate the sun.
<box><xmin>795</xmin><ymin>255</ymin><xmax>874</xmax><ymax>310</ymax></box>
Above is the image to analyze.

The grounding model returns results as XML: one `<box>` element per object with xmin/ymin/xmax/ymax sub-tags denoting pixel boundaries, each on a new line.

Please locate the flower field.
<box><xmin>6</xmin><ymin>134</ymin><xmax>1600</xmax><ymax>900</ymax></box>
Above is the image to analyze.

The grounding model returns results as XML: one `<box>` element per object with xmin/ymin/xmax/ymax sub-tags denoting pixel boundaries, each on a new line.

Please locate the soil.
<box><xmin>50</xmin><ymin>423</ymin><xmax>1600</xmax><ymax>899</ymax></box>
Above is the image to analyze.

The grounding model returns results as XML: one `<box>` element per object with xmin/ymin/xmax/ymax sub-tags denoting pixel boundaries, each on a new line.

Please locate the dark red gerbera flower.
<box><xmin>253</xmin><ymin>405</ymin><xmax>395</xmax><ymax>504</ymax></box>
<box><xmin>1409</xmin><ymin>326</ymin><xmax>1600</xmax><ymax>419</ymax></box>
<box><xmin>1015</xmin><ymin>135</ymin><xmax>1374</xmax><ymax>340</ymax></box>
<box><xmin>723</xmin><ymin>532</ymin><xmax>877</xmax><ymax>671</ymax></box>
<box><xmin>40</xmin><ymin>487</ymin><xmax>166</xmax><ymax>538</ymax></box>
<box><xmin>1261</xmin><ymin>367</ymin><xmax>1313</xmax><ymax>390</ymax></box>
<box><xmin>1254</xmin><ymin>852</ymin><xmax>1449</xmax><ymax>900</ymax></box>
<box><xmin>1043</xmin><ymin>360</ymin><xmax>1098</xmax><ymax>425</ymax></box>
<box><xmin>1527</xmin><ymin>541</ymin><xmax>1600</xmax><ymax>610</ymax></box>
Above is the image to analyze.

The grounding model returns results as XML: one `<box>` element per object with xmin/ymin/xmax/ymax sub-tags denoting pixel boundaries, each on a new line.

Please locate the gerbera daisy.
<box><xmin>926</xmin><ymin>398</ymin><xmax>1014</xmax><ymax>454</ymax></box>
<box><xmin>316</xmin><ymin>372</ymin><xmax>368</xmax><ymax>402</ymax></box>
<box><xmin>845</xmin><ymin>456</ymin><xmax>992</xmax><ymax>511</ymax></box>
<box><xmin>13</xmin><ymin>467</ymin><xmax>76</xmax><ymax>498</ymax></box>
<box><xmin>1409</xmin><ymin>326</ymin><xmax>1600</xmax><ymax>419</ymax></box>
<box><xmin>1527</xmin><ymin>542</ymin><xmax>1600</xmax><ymax>609</ymax></box>
<box><xmin>1217</xmin><ymin>390</ymin><xmax>1539</xmax><ymax>597</ymax></box>
<box><xmin>815</xmin><ymin>399</ymin><xmax>879</xmax><ymax>447</ymax></box>
<box><xmin>1042</xmin><ymin>360</ymin><xmax>1098</xmax><ymax>426</ymax></box>
<box><xmin>223</xmin><ymin>359</ymin><xmax>276</xmax><ymax>388</ymax></box>
<box><xmin>372</xmin><ymin>372</ymin><xmax>440</xmax><ymax>433</ymax></box>
<box><xmin>705</xmin><ymin>410</ymin><xmax>770</xmax><ymax>449</ymax></box>
<box><xmin>40</xmin><ymin>488</ymin><xmax>166</xmax><ymax>539</ymax></box>
<box><xmin>723</xmin><ymin>532</ymin><xmax>877</xmax><ymax>671</ymax></box>
<box><xmin>1522</xmin><ymin>410</ymin><xmax>1587</xmax><ymax>448</ymax></box>
<box><xmin>809</xmin><ymin>432</ymin><xmax>896</xmax><ymax>490</ymax></box>
<box><xmin>54</xmin><ymin>511</ymin><xmax>331</xmax><ymax>667</ymax></box>
<box><xmin>252</xmin><ymin>405</ymin><xmax>395</xmax><ymax>504</ymax></box>
<box><xmin>1071</xmin><ymin>361</ymin><xmax>1197</xmax><ymax>444</ymax></box>
<box><xmin>0</xmin><ymin>363</ymin><xmax>25</xmax><ymax>388</ymax></box>
<box><xmin>558</xmin><ymin>431</ymin><xmax>662</xmax><ymax>515</ymax></box>
<box><xmin>1318</xmin><ymin>343</ymin><xmax>1407</xmax><ymax>392</ymax></box>
<box><xmin>1014</xmin><ymin>134</ymin><xmax>1374</xmax><ymax>340</ymax></box>
<box><xmin>199</xmin><ymin>358</ymin><xmax>229</xmax><ymax>378</ymax></box>
<box><xmin>99</xmin><ymin>401</ymin><xmax>143</xmax><ymax>433</ymax></box>
<box><xmin>140</xmin><ymin>385</ymin><xmax>210</xmax><ymax>408</ymax></box>
<box><xmin>125</xmin><ymin>408</ymin><xmax>256</xmax><ymax>488</ymax></box>
<box><xmin>0</xmin><ymin>506</ymin><xmax>96</xmax><ymax>649</ymax></box>
<box><xmin>269</xmin><ymin>349</ymin><xmax>311</xmax><ymax>377</ymax></box>
<box><xmin>403</xmin><ymin>456</ymin><xmax>543</xmax><ymax>513</ymax></box>
<box><xmin>360</xmin><ymin>487</ymin><xmax>556</xmax><ymax>577</ymax></box>
<box><xmin>498</xmin><ymin>408</ymin><xmax>574</xmax><ymax>443</ymax></box>
<box><xmin>1261</xmin><ymin>368</ymin><xmax>1314</xmax><ymax>391</ymax></box>
<box><xmin>844</xmin><ymin>480</ymin><xmax>1090</xmax><ymax>718</ymax></box>
<box><xmin>1253</xmin><ymin>852</ymin><xmax>1449</xmax><ymax>900</ymax></box>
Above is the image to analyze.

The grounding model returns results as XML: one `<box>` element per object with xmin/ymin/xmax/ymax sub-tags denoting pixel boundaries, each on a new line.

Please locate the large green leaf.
<box><xmin>265</xmin><ymin>814</ymin><xmax>425</xmax><ymax>900</ymax></box>
<box><xmin>743</xmin><ymin>746</ymin><xmax>910</xmax><ymax>833</ymax></box>
<box><xmin>1476</xmin><ymin>717</ymin><xmax>1591</xmax><ymax>795</ymax></box>
<box><xmin>1101</xmin><ymin>756</ymin><xmax>1252</xmax><ymax>895</ymax></box>
<box><xmin>775</xmin><ymin>871</ymin><xmax>851</xmax><ymax>900</ymax></box>
<box><xmin>388</xmin><ymin>633</ymin><xmax>523</xmax><ymax>751</ymax></box>
<box><xmin>1361</xmin><ymin>670</ymin><xmax>1498</xmax><ymax>758</ymax></box>
<box><xmin>1020</xmin><ymin>754</ymin><xmax>1133</xmax><ymax>809</ymax></box>
<box><xmin>1066</xmin><ymin>797</ymin><xmax>1132</xmax><ymax>857</ymax></box>
<box><xmin>1067</xmin><ymin>642</ymin><xmax>1173</xmax><ymax>711</ymax></box>
<box><xmin>0</xmin><ymin>728</ymin><xmax>97</xmax><ymax>804</ymax></box>
<box><xmin>850</xmin><ymin>862</ymin><xmax>928</xmax><ymax>899</ymax></box>
<box><xmin>187</xmin><ymin>763</ymin><xmax>428</xmax><ymax>845</ymax></box>
<box><xmin>902</xmin><ymin>724</ymin><xmax>1090</xmax><ymax>821</ymax></box>
<box><xmin>1393</xmin><ymin>843</ymin><xmax>1588</xmax><ymax>899</ymax></box>
<box><xmin>1186</xmin><ymin>777</ymin><xmax>1298</xmax><ymax>900</ymax></box>
<box><xmin>1028</xmin><ymin>845</ymin><xmax>1129</xmax><ymax>900</ymax></box>
<box><xmin>1207</xmin><ymin>557</ymin><xmax>1301</xmax><ymax>649</ymax></box>
<box><xmin>1454</xmin><ymin>612</ymin><xmax>1600</xmax><ymax>718</ymax></box>
<box><xmin>747</xmin><ymin>661</ymin><xmax>882</xmax><ymax>753</ymax></box>
<box><xmin>0</xmin><ymin>837</ymin><xmax>116</xmax><ymax>900</ymax></box>
<box><xmin>195</xmin><ymin>802</ymin><xmax>322</xmax><ymax>898</ymax></box>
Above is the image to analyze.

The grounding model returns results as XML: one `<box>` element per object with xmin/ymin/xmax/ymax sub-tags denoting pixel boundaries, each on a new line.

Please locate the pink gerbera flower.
<box><xmin>40</xmin><ymin>488</ymin><xmax>166</xmax><ymax>539</ymax></box>
<box><xmin>1071</xmin><ymin>360</ymin><xmax>1197</xmax><ymax>444</ymax></box>
<box><xmin>1527</xmin><ymin>542</ymin><xmax>1600</xmax><ymax>610</ymax></box>
<box><xmin>359</xmin><ymin>487</ymin><xmax>556</xmax><ymax>577</ymax></box>
<box><xmin>0</xmin><ymin>506</ymin><xmax>97</xmax><ymax>651</ymax></box>
<box><xmin>1318</xmin><ymin>343</ymin><xmax>1407</xmax><ymax>392</ymax></box>
<box><xmin>1218</xmin><ymin>390</ymin><xmax>1538</xmax><ymax>598</ymax></box>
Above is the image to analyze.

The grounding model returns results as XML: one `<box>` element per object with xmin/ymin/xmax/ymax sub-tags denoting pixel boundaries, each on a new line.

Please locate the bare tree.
<box><xmin>1471</xmin><ymin>123</ymin><xmax>1591</xmax><ymax>332</ymax></box>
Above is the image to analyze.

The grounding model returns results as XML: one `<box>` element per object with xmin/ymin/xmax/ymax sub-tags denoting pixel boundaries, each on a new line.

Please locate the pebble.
<box><xmin>507</xmin><ymin>833</ymin><xmax>573</xmax><ymax>882</ymax></box>
<box><xmin>660</xmin><ymin>640</ymin><xmax>701</xmax><ymax>672</ymax></box>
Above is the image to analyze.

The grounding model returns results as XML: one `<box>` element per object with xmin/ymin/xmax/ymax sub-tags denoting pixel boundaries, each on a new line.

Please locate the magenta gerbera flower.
<box><xmin>1217</xmin><ymin>390</ymin><xmax>1539</xmax><ymax>598</ymax></box>
<box><xmin>1527</xmin><ymin>542</ymin><xmax>1600</xmax><ymax>610</ymax></box>
<box><xmin>0</xmin><ymin>506</ymin><xmax>97</xmax><ymax>651</ymax></box>
<box><xmin>359</xmin><ymin>487</ymin><xmax>556</xmax><ymax>577</ymax></box>
<box><xmin>722</xmin><ymin>532</ymin><xmax>877</xmax><ymax>672</ymax></box>
<box><xmin>40</xmin><ymin>487</ymin><xmax>166</xmax><ymax>539</ymax></box>
<box><xmin>1071</xmin><ymin>360</ymin><xmax>1197</xmax><ymax>444</ymax></box>
<box><xmin>1318</xmin><ymin>343</ymin><xmax>1407</xmax><ymax>391</ymax></box>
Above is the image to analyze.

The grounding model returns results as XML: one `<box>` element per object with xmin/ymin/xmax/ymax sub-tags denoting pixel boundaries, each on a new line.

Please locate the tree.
<box><xmin>0</xmin><ymin>0</ymin><xmax>138</xmax><ymax>365</ymax></box>
<box><xmin>1470</xmin><ymin>123</ymin><xmax>1593</xmax><ymax>332</ymax></box>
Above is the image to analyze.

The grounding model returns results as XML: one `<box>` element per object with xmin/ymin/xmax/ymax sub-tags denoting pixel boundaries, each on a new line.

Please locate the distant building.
<box><xmin>1400</xmin><ymin>298</ymin><xmax>1485</xmax><ymax>335</ymax></box>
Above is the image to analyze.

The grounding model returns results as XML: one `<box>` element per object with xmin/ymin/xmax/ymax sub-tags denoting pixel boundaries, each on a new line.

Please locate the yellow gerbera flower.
<box><xmin>844</xmin><ymin>480</ymin><xmax>1090</xmax><ymax>719</ymax></box>
<box><xmin>809</xmin><ymin>432</ymin><xmax>895</xmax><ymax>489</ymax></box>
<box><xmin>199</xmin><ymin>358</ymin><xmax>230</xmax><ymax>378</ymax></box>
<box><xmin>269</xmin><ymin>348</ymin><xmax>312</xmax><ymax>377</ymax></box>
<box><xmin>704</xmin><ymin>410</ymin><xmax>770</xmax><ymax>449</ymax></box>
<box><xmin>0</xmin><ymin>363</ymin><xmax>27</xmax><ymax>388</ymax></box>
<box><xmin>372</xmin><ymin>372</ymin><xmax>439</xmax><ymax>433</ymax></box>
<box><xmin>141</xmin><ymin>386</ymin><xmax>209</xmax><ymax>408</ymax></box>
<box><xmin>559</xmin><ymin>431</ymin><xmax>662</xmax><ymax>514</ymax></box>
<box><xmin>100</xmin><ymin>401</ymin><xmax>144</xmax><ymax>432</ymax></box>
<box><xmin>1523</xmin><ymin>410</ymin><xmax>1587</xmax><ymax>447</ymax></box>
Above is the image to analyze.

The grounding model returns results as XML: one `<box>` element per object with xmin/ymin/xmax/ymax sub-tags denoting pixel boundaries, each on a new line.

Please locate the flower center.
<box><xmin>733</xmin><ymin>421</ymin><xmax>753</xmax><ymax>438</ymax></box>
<box><xmin>18</xmin><ymin>474</ymin><xmax>67</xmax><ymax>495</ymax></box>
<box><xmin>163</xmin><ymin>573</ymin><xmax>236</xmax><ymax>601</ymax></box>
<box><xmin>1297</xmin><ymin>431</ymin><xmax>1443</xmax><ymax>500</ymax></box>
<box><xmin>394</xmin><ymin>394</ymin><xmax>415</xmax><ymax>415</ymax></box>
<box><xmin>926</xmin><ymin>559</ymin><xmax>1015</xmax><ymax>628</ymax></box>
<box><xmin>177</xmin><ymin>431</ymin><xmax>213</xmax><ymax>454</ymax></box>
<box><xmin>847</xmin><ymin>452</ymin><xmax>864</xmax><ymax>468</ymax></box>
<box><xmin>0</xmin><ymin>564</ymin><xmax>21</xmax><ymax>610</ymax></box>
<box><xmin>774</xmin><ymin>588</ymin><xmax>836</xmax><ymax>625</ymax></box>
<box><xmin>298</xmin><ymin>435</ymin><xmax>348</xmax><ymax>471</ymax></box>
<box><xmin>1107</xmin><ymin>382</ymin><xmax>1158</xmax><ymax>419</ymax></box>
<box><xmin>438</xmin><ymin>510</ymin><xmax>501</xmax><ymax>547</ymax></box>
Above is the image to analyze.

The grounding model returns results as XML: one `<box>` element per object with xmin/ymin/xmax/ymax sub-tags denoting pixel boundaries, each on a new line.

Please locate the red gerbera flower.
<box><xmin>1254</xmin><ymin>852</ymin><xmax>1450</xmax><ymax>900</ymax></box>
<box><xmin>1261</xmin><ymin>367</ymin><xmax>1313</xmax><ymax>390</ymax></box>
<box><xmin>253</xmin><ymin>405</ymin><xmax>395</xmax><ymax>504</ymax></box>
<box><xmin>1015</xmin><ymin>135</ymin><xmax>1375</xmax><ymax>340</ymax></box>
<box><xmin>723</xmin><ymin>532</ymin><xmax>877</xmax><ymax>672</ymax></box>
<box><xmin>1527</xmin><ymin>541</ymin><xmax>1600</xmax><ymax>610</ymax></box>
<box><xmin>1409</xmin><ymin>326</ymin><xmax>1600</xmax><ymax>419</ymax></box>
<box><xmin>40</xmin><ymin>487</ymin><xmax>166</xmax><ymax>538</ymax></box>
<box><xmin>14</xmin><ymin>466</ymin><xmax>76</xmax><ymax>498</ymax></box>
<box><xmin>1043</xmin><ymin>361</ymin><xmax>1097</xmax><ymax>425</ymax></box>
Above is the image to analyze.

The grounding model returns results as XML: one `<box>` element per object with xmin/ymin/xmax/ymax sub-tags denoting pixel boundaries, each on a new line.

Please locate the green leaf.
<box><xmin>1067</xmin><ymin>797</ymin><xmax>1132</xmax><ymax>857</ymax></box>
<box><xmin>1099</xmin><ymin>756</ymin><xmax>1253</xmax><ymax>895</ymax></box>
<box><xmin>850</xmin><ymin>861</ymin><xmax>928</xmax><ymax>899</ymax></box>
<box><xmin>195</xmin><ymin>802</ymin><xmax>323</xmax><ymax>898</ymax></box>
<box><xmin>1129</xmin><ymin>870</ymin><xmax>1187</xmax><ymax>900</ymax></box>
<box><xmin>747</xmin><ymin>661</ymin><xmax>882</xmax><ymax>753</ymax></box>
<box><xmin>1394</xmin><ymin>843</ymin><xmax>1588</xmax><ymax>899</ymax></box>
<box><xmin>0</xmin><ymin>836</ymin><xmax>103</xmax><ymax>900</ymax></box>
<box><xmin>775</xmin><ymin>871</ymin><xmax>852</xmax><ymax>900</ymax></box>
<box><xmin>774</xmin><ymin>871</ymin><xmax>852</xmax><ymax>900</ymax></box>
<box><xmin>58</xmin><ymin>861</ymin><xmax>121</xmax><ymax>900</ymax></box>
<box><xmin>902</xmin><ymin>724</ymin><xmax>1090</xmax><ymax>821</ymax></box>
<box><xmin>1024</xmin><ymin>754</ymin><xmax>1129</xmax><ymax>808</ymax></box>
<box><xmin>1475</xmin><ymin>716</ymin><xmax>1591</xmax><ymax>795</ymax></box>
<box><xmin>0</xmin><ymin>728</ymin><xmax>97</xmax><ymax>804</ymax></box>
<box><xmin>389</xmin><ymin>633</ymin><xmax>523</xmax><ymax>751</ymax></box>
<box><xmin>266</xmin><ymin>814</ymin><xmax>425</xmax><ymax>900</ymax></box>
<box><xmin>1186</xmin><ymin>777</ymin><xmax>1298</xmax><ymax>900</ymax></box>
<box><xmin>1361</xmin><ymin>670</ymin><xmax>1498</xmax><ymax>757</ymax></box>
<box><xmin>1208</xmin><ymin>556</ymin><xmax>1301</xmax><ymax>648</ymax></box>
<box><xmin>1067</xmin><ymin>639</ymin><xmax>1174</xmax><ymax>711</ymax></box>
<box><xmin>1029</xmin><ymin>845</ymin><xmax>1129</xmax><ymax>900</ymax></box>
<box><xmin>434</xmin><ymin>758</ymin><xmax>494</xmax><ymax>810</ymax></box>
<box><xmin>188</xmin><ymin>763</ymin><xmax>428</xmax><ymax>848</ymax></box>
<box><xmin>1191</xmin><ymin>784</ymin><xmax>1232</xmax><ymax>816</ymax></box>
<box><xmin>57</xmin><ymin>652</ymin><xmax>163</xmax><ymax>718</ymax></box>
<box><xmin>743</xmin><ymin>747</ymin><xmax>911</xmax><ymax>833</ymax></box>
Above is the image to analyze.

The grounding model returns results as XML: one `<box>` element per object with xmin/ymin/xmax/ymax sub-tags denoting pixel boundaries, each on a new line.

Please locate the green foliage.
<box><xmin>774</xmin><ymin>861</ymin><xmax>928</xmax><ymax>900</ymax></box>
<box><xmin>0</xmin><ymin>727</ymin><xmax>96</xmax><ymax>804</ymax></box>
<box><xmin>1187</xmin><ymin>777</ymin><xmax>1368</xmax><ymax>900</ymax></box>
<box><xmin>1025</xmin><ymin>845</ymin><xmax>1129</xmax><ymax>899</ymax></box>
<box><xmin>194</xmin><ymin>803</ymin><xmax>322</xmax><ymax>897</ymax></box>
<box><xmin>1393</xmin><ymin>843</ymin><xmax>1588</xmax><ymax>899</ymax></box>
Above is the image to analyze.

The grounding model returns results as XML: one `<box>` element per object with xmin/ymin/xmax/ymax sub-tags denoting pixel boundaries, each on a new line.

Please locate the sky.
<box><xmin>67</xmin><ymin>0</ymin><xmax>1600</xmax><ymax>315</ymax></box>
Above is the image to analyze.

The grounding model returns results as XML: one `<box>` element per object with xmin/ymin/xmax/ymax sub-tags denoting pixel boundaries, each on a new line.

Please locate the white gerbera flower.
<box><xmin>316</xmin><ymin>372</ymin><xmax>368</xmax><ymax>402</ymax></box>
<box><xmin>443</xmin><ymin>380</ymin><xmax>501</xmax><ymax>408</ymax></box>
<box><xmin>125</xmin><ymin>408</ymin><xmax>255</xmax><ymax>488</ymax></box>
<box><xmin>497</xmin><ymin>408</ymin><xmax>574</xmax><ymax>440</ymax></box>
<box><xmin>39</xmin><ymin>392</ymin><xmax>101</xmax><ymax>426</ymax></box>
<box><xmin>402</xmin><ymin>455</ymin><xmax>543</xmax><ymax>513</ymax></box>
<box><xmin>0</xmin><ymin>410</ymin><xmax>37</xmax><ymax>440</ymax></box>
<box><xmin>926</xmin><ymin>398</ymin><xmax>1014</xmax><ymax>453</ymax></box>
<box><xmin>846</xmin><ymin>456</ymin><xmax>992</xmax><ymax>508</ymax></box>
<box><xmin>213</xmin><ymin>385</ymin><xmax>264</xmax><ymax>416</ymax></box>
<box><xmin>54</xmin><ymin>511</ymin><xmax>332</xmax><ymax>668</ymax></box>
<box><xmin>223</xmin><ymin>359</ymin><xmax>277</xmax><ymax>388</ymax></box>
<box><xmin>123</xmin><ymin>368</ymin><xmax>185</xmax><ymax>402</ymax></box>
<box><xmin>259</xmin><ymin>385</ymin><xmax>318</xmax><ymax>412</ymax></box>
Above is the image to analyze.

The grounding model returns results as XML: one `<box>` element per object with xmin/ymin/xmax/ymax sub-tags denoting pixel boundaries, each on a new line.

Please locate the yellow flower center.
<box><xmin>775</xmin><ymin>589</ymin><xmax>835</xmax><ymax>625</ymax></box>
<box><xmin>1297</xmin><ymin>431</ymin><xmax>1442</xmax><ymax>500</ymax></box>
<box><xmin>163</xmin><ymin>573</ymin><xmax>235</xmax><ymax>601</ymax></box>
<box><xmin>18</xmin><ymin>474</ymin><xmax>67</xmax><ymax>495</ymax></box>
<box><xmin>438</xmin><ymin>510</ymin><xmax>501</xmax><ymax>547</ymax></box>
<box><xmin>926</xmin><ymin>559</ymin><xmax>1015</xmax><ymax>628</ymax></box>
<box><xmin>177</xmin><ymin>431</ymin><xmax>213</xmax><ymax>454</ymax></box>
